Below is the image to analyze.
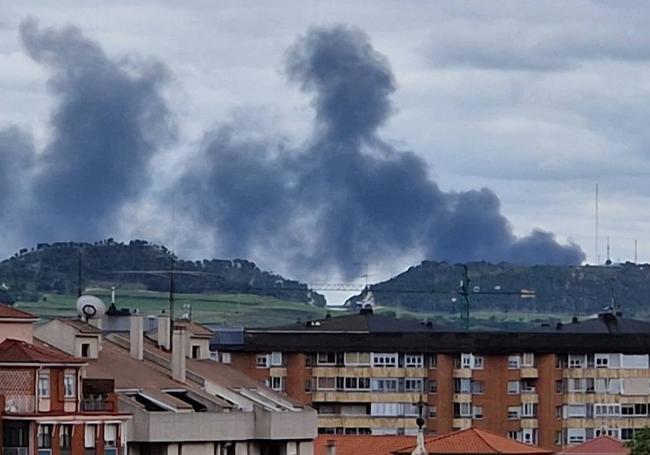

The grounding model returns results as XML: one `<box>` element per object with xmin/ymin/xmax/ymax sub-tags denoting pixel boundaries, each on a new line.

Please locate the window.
<box><xmin>429</xmin><ymin>380</ymin><xmax>438</xmax><ymax>393</ymax></box>
<box><xmin>38</xmin><ymin>373</ymin><xmax>50</xmax><ymax>398</ymax></box>
<box><xmin>270</xmin><ymin>352</ymin><xmax>283</xmax><ymax>366</ymax></box>
<box><xmin>64</xmin><ymin>373</ymin><xmax>76</xmax><ymax>398</ymax></box>
<box><xmin>507</xmin><ymin>406</ymin><xmax>520</xmax><ymax>420</ymax></box>
<box><xmin>567</xmin><ymin>428</ymin><xmax>587</xmax><ymax>444</ymax></box>
<box><xmin>318</xmin><ymin>352</ymin><xmax>336</xmax><ymax>365</ymax></box>
<box><xmin>453</xmin><ymin>402</ymin><xmax>472</xmax><ymax>417</ymax></box>
<box><xmin>508</xmin><ymin>355</ymin><xmax>521</xmax><ymax>369</ymax></box>
<box><xmin>586</xmin><ymin>378</ymin><xmax>595</xmax><ymax>393</ymax></box>
<box><xmin>268</xmin><ymin>376</ymin><xmax>284</xmax><ymax>391</ymax></box>
<box><xmin>460</xmin><ymin>353</ymin><xmax>472</xmax><ymax>368</ymax></box>
<box><xmin>104</xmin><ymin>424</ymin><xmax>117</xmax><ymax>448</ymax></box>
<box><xmin>59</xmin><ymin>425</ymin><xmax>72</xmax><ymax>450</ymax></box>
<box><xmin>81</xmin><ymin>343</ymin><xmax>90</xmax><ymax>358</ymax></box>
<box><xmin>521</xmin><ymin>379</ymin><xmax>536</xmax><ymax>393</ymax></box>
<box><xmin>555</xmin><ymin>380</ymin><xmax>564</xmax><ymax>393</ymax></box>
<box><xmin>256</xmin><ymin>354</ymin><xmax>269</xmax><ymax>368</ymax></box>
<box><xmin>4</xmin><ymin>421</ymin><xmax>29</xmax><ymax>449</ymax></box>
<box><xmin>428</xmin><ymin>354</ymin><xmax>437</xmax><ymax>369</ymax></box>
<box><xmin>405</xmin><ymin>378</ymin><xmax>423</xmax><ymax>392</ymax></box>
<box><xmin>595</xmin><ymin>428</ymin><xmax>620</xmax><ymax>439</ymax></box>
<box><xmin>567</xmin><ymin>404</ymin><xmax>586</xmax><ymax>417</ymax></box>
<box><xmin>372</xmin><ymin>378</ymin><xmax>398</xmax><ymax>392</ymax></box>
<box><xmin>429</xmin><ymin>405</ymin><xmax>437</xmax><ymax>417</ymax></box>
<box><xmin>568</xmin><ymin>354</ymin><xmax>586</xmax><ymax>368</ymax></box>
<box><xmin>507</xmin><ymin>381</ymin><xmax>520</xmax><ymax>394</ymax></box>
<box><xmin>595</xmin><ymin>378</ymin><xmax>608</xmax><ymax>393</ymax></box>
<box><xmin>521</xmin><ymin>403</ymin><xmax>537</xmax><ymax>418</ymax></box>
<box><xmin>454</xmin><ymin>378</ymin><xmax>471</xmax><ymax>394</ymax></box>
<box><xmin>522</xmin><ymin>429</ymin><xmax>537</xmax><ymax>445</ymax></box>
<box><xmin>372</xmin><ymin>353</ymin><xmax>398</xmax><ymax>367</ymax></box>
<box><xmin>471</xmin><ymin>380</ymin><xmax>485</xmax><ymax>395</ymax></box>
<box><xmin>84</xmin><ymin>424</ymin><xmax>97</xmax><ymax>449</ymax></box>
<box><xmin>344</xmin><ymin>377</ymin><xmax>370</xmax><ymax>390</ymax></box>
<box><xmin>472</xmin><ymin>356</ymin><xmax>484</xmax><ymax>369</ymax></box>
<box><xmin>522</xmin><ymin>353</ymin><xmax>534</xmax><ymax>367</ymax></box>
<box><xmin>555</xmin><ymin>431</ymin><xmax>563</xmax><ymax>446</ymax></box>
<box><xmin>344</xmin><ymin>352</ymin><xmax>370</xmax><ymax>366</ymax></box>
<box><xmin>304</xmin><ymin>379</ymin><xmax>312</xmax><ymax>393</ymax></box>
<box><xmin>622</xmin><ymin>429</ymin><xmax>636</xmax><ymax>441</ymax></box>
<box><xmin>595</xmin><ymin>353</ymin><xmax>610</xmax><ymax>368</ymax></box>
<box><xmin>569</xmin><ymin>378</ymin><xmax>586</xmax><ymax>392</ymax></box>
<box><xmin>507</xmin><ymin>431</ymin><xmax>520</xmax><ymax>441</ymax></box>
<box><xmin>404</xmin><ymin>354</ymin><xmax>424</xmax><ymax>368</ymax></box>
<box><xmin>317</xmin><ymin>377</ymin><xmax>335</xmax><ymax>390</ymax></box>
<box><xmin>555</xmin><ymin>406</ymin><xmax>563</xmax><ymax>419</ymax></box>
<box><xmin>38</xmin><ymin>424</ymin><xmax>53</xmax><ymax>449</ymax></box>
<box><xmin>595</xmin><ymin>404</ymin><xmax>620</xmax><ymax>417</ymax></box>
<box><xmin>473</xmin><ymin>405</ymin><xmax>484</xmax><ymax>419</ymax></box>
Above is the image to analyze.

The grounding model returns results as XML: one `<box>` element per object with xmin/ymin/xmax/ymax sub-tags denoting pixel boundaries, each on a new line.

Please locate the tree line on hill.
<box><xmin>0</xmin><ymin>239</ymin><xmax>325</xmax><ymax>306</ymax></box>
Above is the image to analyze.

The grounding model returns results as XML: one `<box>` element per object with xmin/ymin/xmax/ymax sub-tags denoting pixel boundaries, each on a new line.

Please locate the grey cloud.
<box><xmin>178</xmin><ymin>25</ymin><xmax>584</xmax><ymax>277</ymax></box>
<box><xmin>0</xmin><ymin>126</ymin><xmax>34</xmax><ymax>213</ymax></box>
<box><xmin>427</xmin><ymin>16</ymin><xmax>650</xmax><ymax>71</ymax></box>
<box><xmin>19</xmin><ymin>19</ymin><xmax>175</xmax><ymax>241</ymax></box>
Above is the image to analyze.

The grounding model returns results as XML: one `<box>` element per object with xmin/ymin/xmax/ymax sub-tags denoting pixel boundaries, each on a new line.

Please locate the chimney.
<box><xmin>171</xmin><ymin>326</ymin><xmax>186</xmax><ymax>383</ymax></box>
<box><xmin>326</xmin><ymin>440</ymin><xmax>336</xmax><ymax>455</ymax></box>
<box><xmin>157</xmin><ymin>314</ymin><xmax>171</xmax><ymax>350</ymax></box>
<box><xmin>129</xmin><ymin>314</ymin><xmax>144</xmax><ymax>361</ymax></box>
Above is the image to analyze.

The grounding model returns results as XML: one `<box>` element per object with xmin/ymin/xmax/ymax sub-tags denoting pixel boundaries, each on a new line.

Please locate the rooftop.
<box><xmin>0</xmin><ymin>338</ymin><xmax>85</xmax><ymax>364</ymax></box>
<box><xmin>259</xmin><ymin>309</ymin><xmax>443</xmax><ymax>334</ymax></box>
<box><xmin>214</xmin><ymin>310</ymin><xmax>650</xmax><ymax>354</ymax></box>
<box><xmin>59</xmin><ymin>318</ymin><xmax>102</xmax><ymax>334</ymax></box>
<box><xmin>0</xmin><ymin>304</ymin><xmax>37</xmax><ymax>320</ymax></box>
<box><xmin>393</xmin><ymin>428</ymin><xmax>553</xmax><ymax>455</ymax></box>
<box><xmin>314</xmin><ymin>435</ymin><xmax>416</xmax><ymax>455</ymax></box>
<box><xmin>559</xmin><ymin>436</ymin><xmax>629</xmax><ymax>455</ymax></box>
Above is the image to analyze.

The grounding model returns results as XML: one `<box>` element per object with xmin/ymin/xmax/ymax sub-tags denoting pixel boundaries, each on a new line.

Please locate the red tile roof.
<box><xmin>315</xmin><ymin>435</ymin><xmax>416</xmax><ymax>455</ymax></box>
<box><xmin>0</xmin><ymin>304</ymin><xmax>37</xmax><ymax>319</ymax></box>
<box><xmin>393</xmin><ymin>428</ymin><xmax>554</xmax><ymax>454</ymax></box>
<box><xmin>0</xmin><ymin>338</ymin><xmax>84</xmax><ymax>364</ymax></box>
<box><xmin>560</xmin><ymin>436</ymin><xmax>629</xmax><ymax>455</ymax></box>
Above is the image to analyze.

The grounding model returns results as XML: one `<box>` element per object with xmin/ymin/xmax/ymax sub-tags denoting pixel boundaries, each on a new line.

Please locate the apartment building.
<box><xmin>36</xmin><ymin>314</ymin><xmax>317</xmax><ymax>455</ymax></box>
<box><xmin>0</xmin><ymin>304</ymin><xmax>130</xmax><ymax>455</ymax></box>
<box><xmin>212</xmin><ymin>307</ymin><xmax>650</xmax><ymax>450</ymax></box>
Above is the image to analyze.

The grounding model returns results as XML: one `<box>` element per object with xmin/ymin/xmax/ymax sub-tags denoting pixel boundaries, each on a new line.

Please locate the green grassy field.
<box><xmin>15</xmin><ymin>289</ymin><xmax>579</xmax><ymax>330</ymax></box>
<box><xmin>16</xmin><ymin>290</ymin><xmax>330</xmax><ymax>327</ymax></box>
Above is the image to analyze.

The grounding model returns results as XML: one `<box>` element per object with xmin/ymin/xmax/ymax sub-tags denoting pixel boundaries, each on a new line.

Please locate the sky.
<box><xmin>1</xmin><ymin>1</ymin><xmax>649</xmax><ymax>294</ymax></box>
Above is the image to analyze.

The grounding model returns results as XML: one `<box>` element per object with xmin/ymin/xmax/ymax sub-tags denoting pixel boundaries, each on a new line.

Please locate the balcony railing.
<box><xmin>3</xmin><ymin>395</ymin><xmax>35</xmax><ymax>413</ymax></box>
<box><xmin>3</xmin><ymin>448</ymin><xmax>29</xmax><ymax>455</ymax></box>
<box><xmin>81</xmin><ymin>396</ymin><xmax>115</xmax><ymax>412</ymax></box>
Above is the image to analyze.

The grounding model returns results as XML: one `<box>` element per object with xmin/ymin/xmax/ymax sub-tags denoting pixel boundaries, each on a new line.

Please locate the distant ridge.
<box><xmin>346</xmin><ymin>260</ymin><xmax>650</xmax><ymax>317</ymax></box>
<box><xmin>0</xmin><ymin>239</ymin><xmax>325</xmax><ymax>306</ymax></box>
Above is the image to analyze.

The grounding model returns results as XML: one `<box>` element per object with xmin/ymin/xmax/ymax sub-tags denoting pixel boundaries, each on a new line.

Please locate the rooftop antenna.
<box><xmin>606</xmin><ymin>236</ymin><xmax>611</xmax><ymax>265</ymax></box>
<box><xmin>634</xmin><ymin>239</ymin><xmax>638</xmax><ymax>264</ymax></box>
<box><xmin>595</xmin><ymin>183</ymin><xmax>599</xmax><ymax>265</ymax></box>
<box><xmin>169</xmin><ymin>255</ymin><xmax>175</xmax><ymax>351</ymax></box>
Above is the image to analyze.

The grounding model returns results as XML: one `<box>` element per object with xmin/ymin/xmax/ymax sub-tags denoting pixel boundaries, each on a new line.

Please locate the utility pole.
<box><xmin>459</xmin><ymin>265</ymin><xmax>470</xmax><ymax>331</ymax></box>
<box><xmin>77</xmin><ymin>249</ymin><xmax>83</xmax><ymax>297</ymax></box>
<box><xmin>169</xmin><ymin>255</ymin><xmax>175</xmax><ymax>352</ymax></box>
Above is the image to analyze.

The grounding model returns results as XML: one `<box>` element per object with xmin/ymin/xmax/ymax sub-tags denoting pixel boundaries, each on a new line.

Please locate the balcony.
<box><xmin>81</xmin><ymin>396</ymin><xmax>115</xmax><ymax>412</ymax></box>
<box><xmin>453</xmin><ymin>369</ymin><xmax>472</xmax><ymax>379</ymax></box>
<box><xmin>3</xmin><ymin>395</ymin><xmax>35</xmax><ymax>413</ymax></box>
<box><xmin>520</xmin><ymin>368</ymin><xmax>538</xmax><ymax>379</ymax></box>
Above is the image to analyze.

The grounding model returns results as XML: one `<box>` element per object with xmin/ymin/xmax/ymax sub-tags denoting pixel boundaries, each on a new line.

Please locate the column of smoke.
<box><xmin>0</xmin><ymin>21</ymin><xmax>584</xmax><ymax>278</ymax></box>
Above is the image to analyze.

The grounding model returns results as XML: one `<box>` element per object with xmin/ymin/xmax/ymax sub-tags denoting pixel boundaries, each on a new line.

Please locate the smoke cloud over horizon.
<box><xmin>0</xmin><ymin>21</ymin><xmax>584</xmax><ymax>277</ymax></box>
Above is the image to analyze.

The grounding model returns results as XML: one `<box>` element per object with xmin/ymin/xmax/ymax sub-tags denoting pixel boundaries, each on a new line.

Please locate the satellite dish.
<box><xmin>76</xmin><ymin>295</ymin><xmax>106</xmax><ymax>320</ymax></box>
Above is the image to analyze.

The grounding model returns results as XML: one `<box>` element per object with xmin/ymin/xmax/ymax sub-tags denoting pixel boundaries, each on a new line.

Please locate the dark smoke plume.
<box><xmin>17</xmin><ymin>19</ymin><xmax>174</xmax><ymax>241</ymax></box>
<box><xmin>179</xmin><ymin>25</ymin><xmax>584</xmax><ymax>277</ymax></box>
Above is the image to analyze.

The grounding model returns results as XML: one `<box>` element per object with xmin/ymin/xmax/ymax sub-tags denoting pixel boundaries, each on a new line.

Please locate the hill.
<box><xmin>0</xmin><ymin>239</ymin><xmax>325</xmax><ymax>306</ymax></box>
<box><xmin>346</xmin><ymin>261</ymin><xmax>650</xmax><ymax>318</ymax></box>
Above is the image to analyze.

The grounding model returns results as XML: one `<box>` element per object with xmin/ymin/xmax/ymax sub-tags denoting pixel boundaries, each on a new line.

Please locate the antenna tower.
<box><xmin>595</xmin><ymin>183</ymin><xmax>599</xmax><ymax>265</ymax></box>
